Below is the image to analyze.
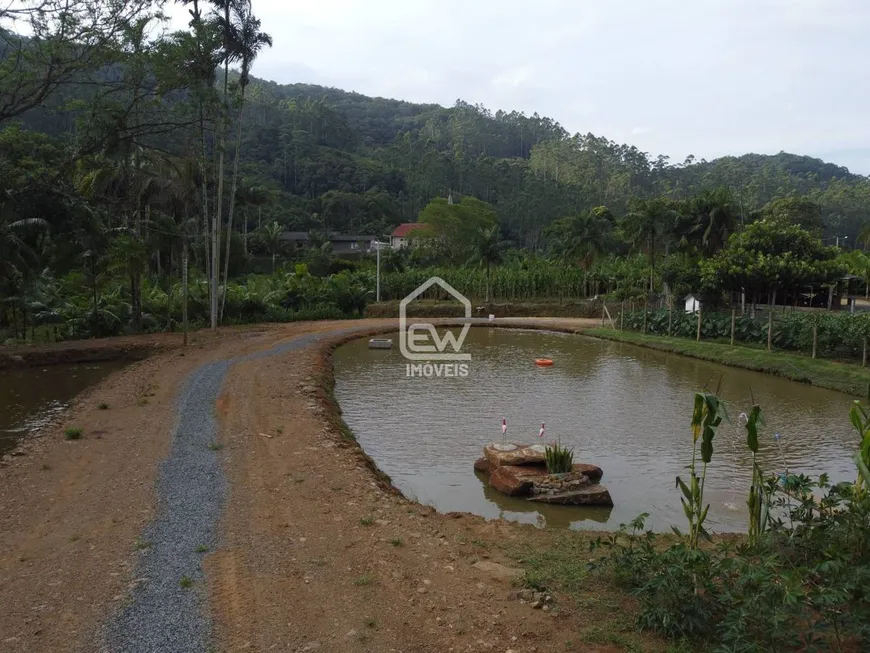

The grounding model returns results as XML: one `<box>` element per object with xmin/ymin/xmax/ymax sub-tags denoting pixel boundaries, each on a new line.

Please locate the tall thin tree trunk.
<box><xmin>199</xmin><ymin>103</ymin><xmax>211</xmax><ymax>325</ymax></box>
<box><xmin>243</xmin><ymin>208</ymin><xmax>248</xmax><ymax>256</ymax></box>
<box><xmin>182</xmin><ymin>239</ymin><xmax>189</xmax><ymax>348</ymax></box>
<box><xmin>220</xmin><ymin>87</ymin><xmax>249</xmax><ymax>322</ymax></box>
<box><xmin>91</xmin><ymin>259</ymin><xmax>99</xmax><ymax>338</ymax></box>
<box><xmin>212</xmin><ymin>7</ymin><xmax>231</xmax><ymax>331</ymax></box>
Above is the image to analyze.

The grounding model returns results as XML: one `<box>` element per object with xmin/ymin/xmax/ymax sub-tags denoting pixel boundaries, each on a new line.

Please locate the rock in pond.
<box><xmin>571</xmin><ymin>463</ymin><xmax>603</xmax><ymax>483</ymax></box>
<box><xmin>473</xmin><ymin>457</ymin><xmax>494</xmax><ymax>474</ymax></box>
<box><xmin>489</xmin><ymin>466</ymin><xmax>534</xmax><ymax>496</ymax></box>
<box><xmin>483</xmin><ymin>442</ymin><xmax>547</xmax><ymax>468</ymax></box>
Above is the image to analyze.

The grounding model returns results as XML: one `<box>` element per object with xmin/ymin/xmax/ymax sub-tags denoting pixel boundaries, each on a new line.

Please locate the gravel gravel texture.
<box><xmin>101</xmin><ymin>331</ymin><xmax>339</xmax><ymax>653</ymax></box>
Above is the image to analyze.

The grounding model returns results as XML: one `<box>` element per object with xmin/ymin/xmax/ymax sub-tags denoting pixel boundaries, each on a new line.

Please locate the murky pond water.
<box><xmin>333</xmin><ymin>328</ymin><xmax>859</xmax><ymax>532</ymax></box>
<box><xmin>0</xmin><ymin>362</ymin><xmax>127</xmax><ymax>455</ymax></box>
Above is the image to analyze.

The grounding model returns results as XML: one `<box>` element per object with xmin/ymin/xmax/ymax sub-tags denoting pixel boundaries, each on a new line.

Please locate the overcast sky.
<box><xmin>168</xmin><ymin>0</ymin><xmax>870</xmax><ymax>174</ymax></box>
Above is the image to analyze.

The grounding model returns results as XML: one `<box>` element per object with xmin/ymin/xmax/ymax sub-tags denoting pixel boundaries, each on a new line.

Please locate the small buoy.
<box><xmin>535</xmin><ymin>358</ymin><xmax>554</xmax><ymax>366</ymax></box>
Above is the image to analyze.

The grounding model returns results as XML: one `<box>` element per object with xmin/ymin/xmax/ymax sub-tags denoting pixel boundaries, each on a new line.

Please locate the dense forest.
<box><xmin>3</xmin><ymin>0</ymin><xmax>870</xmax><ymax>342</ymax></box>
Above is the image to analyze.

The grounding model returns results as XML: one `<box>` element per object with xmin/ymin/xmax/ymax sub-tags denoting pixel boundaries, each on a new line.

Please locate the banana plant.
<box><xmin>676</xmin><ymin>392</ymin><xmax>725</xmax><ymax>549</ymax></box>
<box><xmin>848</xmin><ymin>389</ymin><xmax>870</xmax><ymax>495</ymax></box>
<box><xmin>744</xmin><ymin>405</ymin><xmax>771</xmax><ymax>546</ymax></box>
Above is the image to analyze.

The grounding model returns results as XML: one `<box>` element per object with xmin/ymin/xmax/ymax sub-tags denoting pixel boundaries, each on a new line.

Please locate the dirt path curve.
<box><xmin>0</xmin><ymin>318</ymin><xmax>602</xmax><ymax>653</ymax></box>
<box><xmin>206</xmin><ymin>318</ymin><xmax>601</xmax><ymax>653</ymax></box>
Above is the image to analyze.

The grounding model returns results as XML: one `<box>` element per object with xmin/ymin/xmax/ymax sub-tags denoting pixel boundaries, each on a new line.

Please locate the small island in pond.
<box><xmin>474</xmin><ymin>443</ymin><xmax>613</xmax><ymax>507</ymax></box>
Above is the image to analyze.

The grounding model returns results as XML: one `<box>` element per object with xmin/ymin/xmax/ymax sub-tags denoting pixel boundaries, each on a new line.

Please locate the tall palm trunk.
<box><xmin>199</xmin><ymin>102</ymin><xmax>211</xmax><ymax>319</ymax></box>
<box><xmin>182</xmin><ymin>238</ymin><xmax>189</xmax><ymax>347</ymax></box>
<box><xmin>212</xmin><ymin>2</ymin><xmax>232</xmax><ymax>331</ymax></box>
<box><xmin>220</xmin><ymin>85</ymin><xmax>248</xmax><ymax>322</ymax></box>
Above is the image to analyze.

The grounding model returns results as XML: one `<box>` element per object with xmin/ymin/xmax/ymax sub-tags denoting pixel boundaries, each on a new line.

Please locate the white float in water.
<box><xmin>368</xmin><ymin>338</ymin><xmax>393</xmax><ymax>349</ymax></box>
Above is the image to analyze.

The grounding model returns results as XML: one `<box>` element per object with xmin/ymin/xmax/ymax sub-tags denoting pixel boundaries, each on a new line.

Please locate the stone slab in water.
<box><xmin>528</xmin><ymin>484</ymin><xmax>614</xmax><ymax>507</ymax></box>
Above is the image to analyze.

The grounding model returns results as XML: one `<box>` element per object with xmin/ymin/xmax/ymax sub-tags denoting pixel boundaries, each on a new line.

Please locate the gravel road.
<box><xmin>101</xmin><ymin>332</ymin><xmax>336</xmax><ymax>652</ymax></box>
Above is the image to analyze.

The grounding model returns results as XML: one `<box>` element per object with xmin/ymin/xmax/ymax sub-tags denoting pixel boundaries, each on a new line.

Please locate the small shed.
<box><xmin>684</xmin><ymin>294</ymin><xmax>700</xmax><ymax>313</ymax></box>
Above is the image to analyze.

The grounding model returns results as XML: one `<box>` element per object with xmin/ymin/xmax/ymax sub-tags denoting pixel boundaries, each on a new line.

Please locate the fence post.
<box><xmin>767</xmin><ymin>307</ymin><xmax>773</xmax><ymax>352</ymax></box>
<box><xmin>668</xmin><ymin>300</ymin><xmax>673</xmax><ymax>336</ymax></box>
<box><xmin>601</xmin><ymin>301</ymin><xmax>606</xmax><ymax>327</ymax></box>
<box><xmin>696</xmin><ymin>304</ymin><xmax>702</xmax><ymax>342</ymax></box>
<box><xmin>812</xmin><ymin>324</ymin><xmax>818</xmax><ymax>359</ymax></box>
<box><xmin>642</xmin><ymin>301</ymin><xmax>648</xmax><ymax>334</ymax></box>
<box><xmin>620</xmin><ymin>301</ymin><xmax>624</xmax><ymax>330</ymax></box>
<box><xmin>730</xmin><ymin>309</ymin><xmax>736</xmax><ymax>346</ymax></box>
<box><xmin>864</xmin><ymin>337</ymin><xmax>867</xmax><ymax>367</ymax></box>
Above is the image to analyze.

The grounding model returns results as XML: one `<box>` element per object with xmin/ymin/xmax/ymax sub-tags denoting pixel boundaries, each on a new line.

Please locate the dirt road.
<box><xmin>0</xmin><ymin>319</ymin><xmax>625</xmax><ymax>653</ymax></box>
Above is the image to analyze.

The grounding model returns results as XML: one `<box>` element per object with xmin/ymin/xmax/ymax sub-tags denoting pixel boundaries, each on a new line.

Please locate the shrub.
<box><xmin>544</xmin><ymin>442</ymin><xmax>574</xmax><ymax>473</ymax></box>
<box><xmin>64</xmin><ymin>427</ymin><xmax>83</xmax><ymax>440</ymax></box>
<box><xmin>591</xmin><ymin>394</ymin><xmax>870</xmax><ymax>651</ymax></box>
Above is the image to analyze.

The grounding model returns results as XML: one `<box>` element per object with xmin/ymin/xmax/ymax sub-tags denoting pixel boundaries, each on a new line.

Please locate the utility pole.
<box><xmin>375</xmin><ymin>240</ymin><xmax>386</xmax><ymax>302</ymax></box>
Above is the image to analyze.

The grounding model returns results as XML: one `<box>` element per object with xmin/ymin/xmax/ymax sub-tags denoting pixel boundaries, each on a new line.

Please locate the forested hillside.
<box><xmin>199</xmin><ymin>80</ymin><xmax>870</xmax><ymax>247</ymax></box>
<box><xmin>15</xmin><ymin>64</ymin><xmax>870</xmax><ymax>247</ymax></box>
<box><xmin>3</xmin><ymin>0</ymin><xmax>870</xmax><ymax>344</ymax></box>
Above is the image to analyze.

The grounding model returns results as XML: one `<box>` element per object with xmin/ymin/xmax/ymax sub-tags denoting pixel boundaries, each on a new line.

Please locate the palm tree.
<box><xmin>0</xmin><ymin>211</ymin><xmax>48</xmax><ymax>282</ymax></box>
<box><xmin>687</xmin><ymin>187</ymin><xmax>737</xmax><ymax>256</ymax></box>
<box><xmin>261</xmin><ymin>221</ymin><xmax>283</xmax><ymax>272</ymax></box>
<box><xmin>547</xmin><ymin>206</ymin><xmax>613</xmax><ymax>296</ymax></box>
<box><xmin>619</xmin><ymin>197</ymin><xmax>676</xmax><ymax>294</ymax></box>
<box><xmin>170</xmin><ymin>3</ymin><xmax>223</xmax><ymax>328</ymax></box>
<box><xmin>468</xmin><ymin>225</ymin><xmax>504</xmax><ymax>302</ymax></box>
<box><xmin>210</xmin><ymin>0</ymin><xmax>245</xmax><ymax>329</ymax></box>
<box><xmin>220</xmin><ymin>2</ymin><xmax>272</xmax><ymax>321</ymax></box>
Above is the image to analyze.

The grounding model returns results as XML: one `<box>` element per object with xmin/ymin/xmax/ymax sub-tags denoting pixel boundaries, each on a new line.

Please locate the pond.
<box><xmin>0</xmin><ymin>362</ymin><xmax>127</xmax><ymax>456</ymax></box>
<box><xmin>333</xmin><ymin>327</ymin><xmax>859</xmax><ymax>532</ymax></box>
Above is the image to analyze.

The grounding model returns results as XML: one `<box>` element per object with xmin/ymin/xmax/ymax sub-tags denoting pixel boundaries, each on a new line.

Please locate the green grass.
<box><xmin>179</xmin><ymin>575</ymin><xmax>193</xmax><ymax>588</ymax></box>
<box><xmin>97</xmin><ymin>402</ymin><xmax>109</xmax><ymax>410</ymax></box>
<box><xmin>135</xmin><ymin>539</ymin><xmax>152</xmax><ymax>550</ymax></box>
<box><xmin>195</xmin><ymin>545</ymin><xmax>209</xmax><ymax>553</ymax></box>
<box><xmin>510</xmin><ymin>533</ymin><xmax>591</xmax><ymax>594</ymax></box>
<box><xmin>359</xmin><ymin>516</ymin><xmax>374</xmax><ymax>526</ymax></box>
<box><xmin>510</xmin><ymin>531</ymin><xmax>665</xmax><ymax>651</ymax></box>
<box><xmin>390</xmin><ymin>537</ymin><xmax>404</xmax><ymax>547</ymax></box>
<box><xmin>584</xmin><ymin>328</ymin><xmax>870</xmax><ymax>396</ymax></box>
<box><xmin>64</xmin><ymin>427</ymin><xmax>83</xmax><ymax>440</ymax></box>
<box><xmin>207</xmin><ymin>442</ymin><xmax>223</xmax><ymax>451</ymax></box>
<box><xmin>353</xmin><ymin>573</ymin><xmax>374</xmax><ymax>586</ymax></box>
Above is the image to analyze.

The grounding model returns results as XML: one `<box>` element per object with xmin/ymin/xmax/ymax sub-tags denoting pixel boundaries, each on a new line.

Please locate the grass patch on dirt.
<box><xmin>511</xmin><ymin>532</ymin><xmax>594</xmax><ymax>595</ymax></box>
<box><xmin>583</xmin><ymin>328</ymin><xmax>870</xmax><ymax>396</ymax></box>
<box><xmin>510</xmin><ymin>532</ymin><xmax>671</xmax><ymax>653</ymax></box>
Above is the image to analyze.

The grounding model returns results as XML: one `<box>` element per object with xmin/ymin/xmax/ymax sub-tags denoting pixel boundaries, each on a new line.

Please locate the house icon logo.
<box><xmin>399</xmin><ymin>277</ymin><xmax>471</xmax><ymax>362</ymax></box>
